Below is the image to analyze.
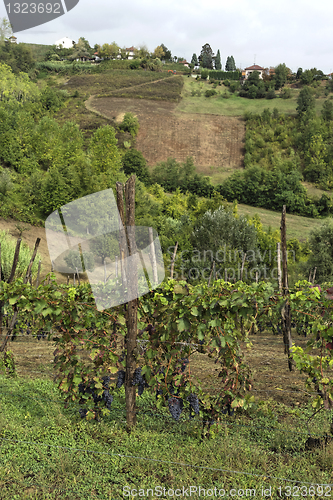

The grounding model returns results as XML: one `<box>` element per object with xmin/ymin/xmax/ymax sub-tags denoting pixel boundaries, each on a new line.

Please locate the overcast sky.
<box><xmin>1</xmin><ymin>0</ymin><xmax>333</xmax><ymax>74</ymax></box>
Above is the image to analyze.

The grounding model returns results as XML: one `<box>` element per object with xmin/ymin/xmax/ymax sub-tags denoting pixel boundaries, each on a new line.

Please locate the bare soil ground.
<box><xmin>1</xmin><ymin>330</ymin><xmax>312</xmax><ymax>411</ymax></box>
<box><xmin>0</xmin><ymin>218</ymin><xmax>89</xmax><ymax>286</ymax></box>
<box><xmin>85</xmin><ymin>96</ymin><xmax>245</xmax><ymax>173</ymax></box>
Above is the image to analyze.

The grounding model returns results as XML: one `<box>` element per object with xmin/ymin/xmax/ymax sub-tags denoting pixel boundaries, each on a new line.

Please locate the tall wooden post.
<box><xmin>117</xmin><ymin>176</ymin><xmax>138</xmax><ymax>429</ymax></box>
<box><xmin>280</xmin><ymin>205</ymin><xmax>293</xmax><ymax>371</ymax></box>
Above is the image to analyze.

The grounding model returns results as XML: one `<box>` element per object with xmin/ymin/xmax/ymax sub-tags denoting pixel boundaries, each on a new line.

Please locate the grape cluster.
<box><xmin>168</xmin><ymin>397</ymin><xmax>183</xmax><ymax>421</ymax></box>
<box><xmin>116</xmin><ymin>370</ymin><xmax>126</xmax><ymax>388</ymax></box>
<box><xmin>180</xmin><ymin>358</ymin><xmax>189</xmax><ymax>373</ymax></box>
<box><xmin>187</xmin><ymin>393</ymin><xmax>200</xmax><ymax>416</ymax></box>
<box><xmin>103</xmin><ymin>390</ymin><xmax>113</xmax><ymax>410</ymax></box>
<box><xmin>132</xmin><ymin>367</ymin><xmax>149</xmax><ymax>396</ymax></box>
<box><xmin>78</xmin><ymin>377</ymin><xmax>114</xmax><ymax>417</ymax></box>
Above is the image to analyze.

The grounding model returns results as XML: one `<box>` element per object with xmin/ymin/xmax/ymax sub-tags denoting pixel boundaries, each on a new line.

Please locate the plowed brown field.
<box><xmin>85</xmin><ymin>96</ymin><xmax>245</xmax><ymax>174</ymax></box>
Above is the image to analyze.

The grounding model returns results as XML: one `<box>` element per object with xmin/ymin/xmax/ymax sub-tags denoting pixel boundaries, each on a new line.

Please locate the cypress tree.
<box><xmin>215</xmin><ymin>49</ymin><xmax>221</xmax><ymax>70</ymax></box>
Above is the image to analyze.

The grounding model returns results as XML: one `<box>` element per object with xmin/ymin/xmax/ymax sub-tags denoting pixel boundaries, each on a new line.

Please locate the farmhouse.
<box><xmin>6</xmin><ymin>36</ymin><xmax>17</xmax><ymax>43</ymax></box>
<box><xmin>55</xmin><ymin>36</ymin><xmax>75</xmax><ymax>49</ymax></box>
<box><xmin>244</xmin><ymin>64</ymin><xmax>265</xmax><ymax>79</ymax></box>
<box><xmin>178</xmin><ymin>60</ymin><xmax>190</xmax><ymax>68</ymax></box>
<box><xmin>125</xmin><ymin>46</ymin><xmax>135</xmax><ymax>60</ymax></box>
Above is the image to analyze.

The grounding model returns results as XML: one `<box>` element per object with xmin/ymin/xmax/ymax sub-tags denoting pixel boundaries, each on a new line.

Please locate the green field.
<box><xmin>176</xmin><ymin>77</ymin><xmax>328</xmax><ymax>116</ymax></box>
<box><xmin>234</xmin><ymin>203</ymin><xmax>325</xmax><ymax>241</ymax></box>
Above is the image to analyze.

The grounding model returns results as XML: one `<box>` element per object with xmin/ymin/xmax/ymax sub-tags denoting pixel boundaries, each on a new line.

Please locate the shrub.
<box><xmin>201</xmin><ymin>69</ymin><xmax>209</xmax><ymax>80</ymax></box>
<box><xmin>205</xmin><ymin>89</ymin><xmax>217</xmax><ymax>97</ymax></box>
<box><xmin>119</xmin><ymin>113</ymin><xmax>139</xmax><ymax>138</ymax></box>
<box><xmin>0</xmin><ymin>169</ymin><xmax>13</xmax><ymax>196</ymax></box>
<box><xmin>280</xmin><ymin>88</ymin><xmax>292</xmax><ymax>99</ymax></box>
<box><xmin>122</xmin><ymin>149</ymin><xmax>150</xmax><ymax>184</ymax></box>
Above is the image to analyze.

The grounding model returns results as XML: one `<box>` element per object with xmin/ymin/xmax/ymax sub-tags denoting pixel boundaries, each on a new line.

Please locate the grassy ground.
<box><xmin>0</xmin><ymin>328</ymin><xmax>332</xmax><ymax>499</ymax></box>
<box><xmin>177</xmin><ymin>77</ymin><xmax>330</xmax><ymax>117</ymax></box>
<box><xmin>234</xmin><ymin>202</ymin><xmax>325</xmax><ymax>241</ymax></box>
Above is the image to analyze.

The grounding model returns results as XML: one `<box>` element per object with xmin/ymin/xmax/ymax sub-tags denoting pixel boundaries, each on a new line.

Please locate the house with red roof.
<box><xmin>244</xmin><ymin>64</ymin><xmax>265</xmax><ymax>79</ymax></box>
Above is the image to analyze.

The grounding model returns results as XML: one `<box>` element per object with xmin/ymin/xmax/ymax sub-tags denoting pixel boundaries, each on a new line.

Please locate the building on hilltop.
<box><xmin>125</xmin><ymin>46</ymin><xmax>135</xmax><ymax>60</ymax></box>
<box><xmin>244</xmin><ymin>64</ymin><xmax>265</xmax><ymax>79</ymax></box>
<box><xmin>55</xmin><ymin>36</ymin><xmax>75</xmax><ymax>49</ymax></box>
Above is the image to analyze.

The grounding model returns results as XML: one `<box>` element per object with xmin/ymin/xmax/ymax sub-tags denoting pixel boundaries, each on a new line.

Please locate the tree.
<box><xmin>225</xmin><ymin>55</ymin><xmax>236</xmax><ymax>71</ymax></box>
<box><xmin>296</xmin><ymin>67</ymin><xmax>303</xmax><ymax>79</ymax></box>
<box><xmin>199</xmin><ymin>43</ymin><xmax>214</xmax><ymax>69</ymax></box>
<box><xmin>0</xmin><ymin>17</ymin><xmax>12</xmax><ymax>44</ymax></box>
<box><xmin>76</xmin><ymin>37</ymin><xmax>91</xmax><ymax>52</ymax></box>
<box><xmin>191</xmin><ymin>53</ymin><xmax>198</xmax><ymax>66</ymax></box>
<box><xmin>0</xmin><ymin>42</ymin><xmax>35</xmax><ymax>73</ymax></box>
<box><xmin>134</xmin><ymin>45</ymin><xmax>150</xmax><ymax>59</ymax></box>
<box><xmin>98</xmin><ymin>42</ymin><xmax>120</xmax><ymax>60</ymax></box>
<box><xmin>296</xmin><ymin>86</ymin><xmax>315</xmax><ymax>119</ymax></box>
<box><xmin>160</xmin><ymin>44</ymin><xmax>172</xmax><ymax>61</ymax></box>
<box><xmin>153</xmin><ymin>45</ymin><xmax>165</xmax><ymax>59</ymax></box>
<box><xmin>274</xmin><ymin>63</ymin><xmax>289</xmax><ymax>90</ymax></box>
<box><xmin>214</xmin><ymin>49</ymin><xmax>221</xmax><ymax>70</ymax></box>
<box><xmin>303</xmin><ymin>221</ymin><xmax>333</xmax><ymax>282</ymax></box>
<box><xmin>122</xmin><ymin>149</ymin><xmax>150</xmax><ymax>184</ymax></box>
<box><xmin>68</xmin><ymin>37</ymin><xmax>91</xmax><ymax>60</ymax></box>
<box><xmin>300</xmin><ymin>69</ymin><xmax>314</xmax><ymax>85</ymax></box>
<box><xmin>88</xmin><ymin>125</ymin><xmax>122</xmax><ymax>181</ymax></box>
<box><xmin>322</xmin><ymin>100</ymin><xmax>333</xmax><ymax>121</ymax></box>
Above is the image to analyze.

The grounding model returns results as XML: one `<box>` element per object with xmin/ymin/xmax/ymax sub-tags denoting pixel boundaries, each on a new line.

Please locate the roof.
<box><xmin>244</xmin><ymin>64</ymin><xmax>265</xmax><ymax>71</ymax></box>
<box><xmin>179</xmin><ymin>60</ymin><xmax>189</xmax><ymax>64</ymax></box>
<box><xmin>9</xmin><ymin>35</ymin><xmax>17</xmax><ymax>39</ymax></box>
<box><xmin>126</xmin><ymin>46</ymin><xmax>135</xmax><ymax>51</ymax></box>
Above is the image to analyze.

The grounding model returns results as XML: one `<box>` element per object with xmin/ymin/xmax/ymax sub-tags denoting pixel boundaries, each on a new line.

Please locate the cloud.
<box><xmin>1</xmin><ymin>0</ymin><xmax>332</xmax><ymax>72</ymax></box>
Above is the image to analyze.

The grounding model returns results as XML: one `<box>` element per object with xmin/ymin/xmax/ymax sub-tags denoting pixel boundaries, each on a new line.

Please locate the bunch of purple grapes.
<box><xmin>132</xmin><ymin>367</ymin><xmax>149</xmax><ymax>396</ymax></box>
<box><xmin>187</xmin><ymin>393</ymin><xmax>200</xmax><ymax>418</ymax></box>
<box><xmin>168</xmin><ymin>397</ymin><xmax>184</xmax><ymax>421</ymax></box>
<box><xmin>116</xmin><ymin>370</ymin><xmax>126</xmax><ymax>388</ymax></box>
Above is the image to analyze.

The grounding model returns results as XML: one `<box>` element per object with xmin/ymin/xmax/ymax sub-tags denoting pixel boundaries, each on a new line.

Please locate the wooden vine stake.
<box><xmin>117</xmin><ymin>176</ymin><xmax>138</xmax><ymax>429</ymax></box>
<box><xmin>0</xmin><ymin>237</ymin><xmax>41</xmax><ymax>353</ymax></box>
<box><xmin>280</xmin><ymin>205</ymin><xmax>293</xmax><ymax>371</ymax></box>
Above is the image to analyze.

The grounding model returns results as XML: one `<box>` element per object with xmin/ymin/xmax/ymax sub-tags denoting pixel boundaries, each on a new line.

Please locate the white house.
<box><xmin>55</xmin><ymin>37</ymin><xmax>75</xmax><ymax>49</ymax></box>
<box><xmin>244</xmin><ymin>64</ymin><xmax>265</xmax><ymax>79</ymax></box>
<box><xmin>125</xmin><ymin>46</ymin><xmax>135</xmax><ymax>59</ymax></box>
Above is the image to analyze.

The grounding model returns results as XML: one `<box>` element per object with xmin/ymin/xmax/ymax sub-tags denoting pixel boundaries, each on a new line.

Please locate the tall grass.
<box><xmin>0</xmin><ymin>230</ymin><xmax>42</xmax><ymax>281</ymax></box>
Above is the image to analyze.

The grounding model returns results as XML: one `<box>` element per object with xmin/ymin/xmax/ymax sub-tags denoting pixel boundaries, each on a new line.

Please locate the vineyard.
<box><xmin>1</xmin><ymin>245</ymin><xmax>333</xmax><ymax>497</ymax></box>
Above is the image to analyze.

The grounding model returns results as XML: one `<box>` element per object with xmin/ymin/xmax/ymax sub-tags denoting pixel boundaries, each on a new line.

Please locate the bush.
<box><xmin>201</xmin><ymin>69</ymin><xmax>209</xmax><ymax>80</ymax></box>
<box><xmin>280</xmin><ymin>88</ymin><xmax>292</xmax><ymax>99</ymax></box>
<box><xmin>205</xmin><ymin>89</ymin><xmax>217</xmax><ymax>97</ymax></box>
<box><xmin>119</xmin><ymin>113</ymin><xmax>139</xmax><ymax>138</ymax></box>
<box><xmin>122</xmin><ymin>149</ymin><xmax>150</xmax><ymax>184</ymax></box>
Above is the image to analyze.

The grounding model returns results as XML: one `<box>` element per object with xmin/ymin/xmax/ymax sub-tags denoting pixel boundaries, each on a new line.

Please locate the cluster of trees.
<box><xmin>191</xmin><ymin>44</ymin><xmax>236</xmax><ymax>71</ymax></box>
<box><xmin>244</xmin><ymin>101</ymin><xmax>333</xmax><ymax>189</ymax></box>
